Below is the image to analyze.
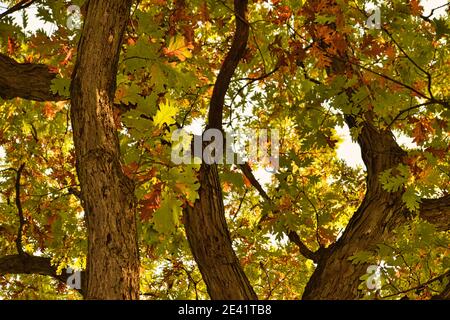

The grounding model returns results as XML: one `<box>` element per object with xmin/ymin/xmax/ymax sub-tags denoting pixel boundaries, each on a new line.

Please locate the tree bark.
<box><xmin>69</xmin><ymin>0</ymin><xmax>139</xmax><ymax>299</ymax></box>
<box><xmin>420</xmin><ymin>195</ymin><xmax>450</xmax><ymax>231</ymax></box>
<box><xmin>184</xmin><ymin>163</ymin><xmax>257</xmax><ymax>299</ymax></box>
<box><xmin>0</xmin><ymin>53</ymin><xmax>61</xmax><ymax>101</ymax></box>
<box><xmin>182</xmin><ymin>0</ymin><xmax>257</xmax><ymax>300</ymax></box>
<box><xmin>301</xmin><ymin>0</ymin><xmax>449</xmax><ymax>299</ymax></box>
<box><xmin>0</xmin><ymin>254</ymin><xmax>86</xmax><ymax>296</ymax></box>
<box><xmin>303</xmin><ymin>119</ymin><xmax>408</xmax><ymax>299</ymax></box>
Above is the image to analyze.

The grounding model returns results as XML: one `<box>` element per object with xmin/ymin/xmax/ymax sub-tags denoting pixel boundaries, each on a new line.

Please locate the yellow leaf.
<box><xmin>164</xmin><ymin>35</ymin><xmax>193</xmax><ymax>61</ymax></box>
<box><xmin>153</xmin><ymin>99</ymin><xmax>178</xmax><ymax>128</ymax></box>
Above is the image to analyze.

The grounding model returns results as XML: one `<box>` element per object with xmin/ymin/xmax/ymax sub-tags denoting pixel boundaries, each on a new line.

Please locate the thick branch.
<box><xmin>239</xmin><ymin>163</ymin><xmax>270</xmax><ymax>201</ymax></box>
<box><xmin>288</xmin><ymin>231</ymin><xmax>320</xmax><ymax>263</ymax></box>
<box><xmin>0</xmin><ymin>53</ymin><xmax>146</xmax><ymax>111</ymax></box>
<box><xmin>345</xmin><ymin>114</ymin><xmax>406</xmax><ymax>187</ymax></box>
<box><xmin>208</xmin><ymin>0</ymin><xmax>249</xmax><ymax>130</ymax></box>
<box><xmin>0</xmin><ymin>254</ymin><xmax>65</xmax><ymax>281</ymax></box>
<box><xmin>69</xmin><ymin>0</ymin><xmax>139</xmax><ymax>300</ymax></box>
<box><xmin>419</xmin><ymin>195</ymin><xmax>450</xmax><ymax>231</ymax></box>
<box><xmin>183</xmin><ymin>0</ymin><xmax>256</xmax><ymax>300</ymax></box>
<box><xmin>0</xmin><ymin>254</ymin><xmax>85</xmax><ymax>296</ymax></box>
<box><xmin>0</xmin><ymin>53</ymin><xmax>62</xmax><ymax>101</ymax></box>
<box><xmin>14</xmin><ymin>163</ymin><xmax>26</xmax><ymax>255</ymax></box>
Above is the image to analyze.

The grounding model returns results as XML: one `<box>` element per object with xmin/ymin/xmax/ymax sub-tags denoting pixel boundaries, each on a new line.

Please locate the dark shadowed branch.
<box><xmin>14</xmin><ymin>163</ymin><xmax>26</xmax><ymax>255</ymax></box>
<box><xmin>0</xmin><ymin>254</ymin><xmax>86</xmax><ymax>296</ymax></box>
<box><xmin>0</xmin><ymin>0</ymin><xmax>37</xmax><ymax>20</ymax></box>
<box><xmin>239</xmin><ymin>163</ymin><xmax>320</xmax><ymax>262</ymax></box>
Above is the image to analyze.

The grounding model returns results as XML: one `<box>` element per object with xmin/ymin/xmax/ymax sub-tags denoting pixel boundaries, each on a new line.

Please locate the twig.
<box><xmin>388</xmin><ymin>101</ymin><xmax>436</xmax><ymax>127</ymax></box>
<box><xmin>287</xmin><ymin>231</ymin><xmax>320</xmax><ymax>262</ymax></box>
<box><xmin>380</xmin><ymin>270</ymin><xmax>450</xmax><ymax>299</ymax></box>
<box><xmin>231</xmin><ymin>189</ymin><xmax>248</xmax><ymax>222</ymax></box>
<box><xmin>301</xmin><ymin>189</ymin><xmax>323</xmax><ymax>248</ymax></box>
<box><xmin>420</xmin><ymin>3</ymin><xmax>450</xmax><ymax>21</ymax></box>
<box><xmin>238</xmin><ymin>163</ymin><xmax>321</xmax><ymax>262</ymax></box>
<box><xmin>381</xmin><ymin>27</ymin><xmax>434</xmax><ymax>100</ymax></box>
<box><xmin>0</xmin><ymin>0</ymin><xmax>36</xmax><ymax>20</ymax></box>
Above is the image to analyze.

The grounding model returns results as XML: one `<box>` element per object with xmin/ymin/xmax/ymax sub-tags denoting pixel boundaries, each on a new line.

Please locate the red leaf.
<box><xmin>7</xmin><ymin>36</ymin><xmax>16</xmax><ymax>55</ymax></box>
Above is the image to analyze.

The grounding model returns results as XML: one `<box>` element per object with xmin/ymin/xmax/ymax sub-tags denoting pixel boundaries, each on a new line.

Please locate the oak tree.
<box><xmin>0</xmin><ymin>0</ymin><xmax>449</xmax><ymax>300</ymax></box>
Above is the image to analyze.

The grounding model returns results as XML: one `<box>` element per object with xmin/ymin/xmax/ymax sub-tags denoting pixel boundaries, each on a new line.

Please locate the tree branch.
<box><xmin>239</xmin><ymin>163</ymin><xmax>321</xmax><ymax>262</ymax></box>
<box><xmin>0</xmin><ymin>53</ymin><xmax>63</xmax><ymax>101</ymax></box>
<box><xmin>420</xmin><ymin>3</ymin><xmax>450</xmax><ymax>22</ymax></box>
<box><xmin>0</xmin><ymin>254</ymin><xmax>64</xmax><ymax>281</ymax></box>
<box><xmin>207</xmin><ymin>0</ymin><xmax>249</xmax><ymax>130</ymax></box>
<box><xmin>388</xmin><ymin>101</ymin><xmax>436</xmax><ymax>128</ymax></box>
<box><xmin>381</xmin><ymin>270</ymin><xmax>450</xmax><ymax>299</ymax></box>
<box><xmin>14</xmin><ymin>163</ymin><xmax>26</xmax><ymax>255</ymax></box>
<box><xmin>239</xmin><ymin>162</ymin><xmax>270</xmax><ymax>201</ymax></box>
<box><xmin>287</xmin><ymin>231</ymin><xmax>320</xmax><ymax>263</ymax></box>
<box><xmin>345</xmin><ymin>114</ymin><xmax>406</xmax><ymax>186</ymax></box>
<box><xmin>419</xmin><ymin>195</ymin><xmax>450</xmax><ymax>231</ymax></box>
<box><xmin>182</xmin><ymin>0</ymin><xmax>257</xmax><ymax>299</ymax></box>
<box><xmin>0</xmin><ymin>254</ymin><xmax>85</xmax><ymax>296</ymax></box>
<box><xmin>0</xmin><ymin>53</ymin><xmax>141</xmax><ymax>112</ymax></box>
<box><xmin>0</xmin><ymin>0</ymin><xmax>36</xmax><ymax>20</ymax></box>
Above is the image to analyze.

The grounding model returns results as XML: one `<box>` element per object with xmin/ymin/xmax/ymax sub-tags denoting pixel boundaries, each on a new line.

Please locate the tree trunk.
<box><xmin>298</xmin><ymin>0</ymin><xmax>414</xmax><ymax>298</ymax></box>
<box><xmin>302</xmin><ymin>119</ymin><xmax>449</xmax><ymax>299</ymax></box>
<box><xmin>182</xmin><ymin>0</ymin><xmax>256</xmax><ymax>300</ymax></box>
<box><xmin>183</xmin><ymin>163</ymin><xmax>257</xmax><ymax>299</ymax></box>
<box><xmin>303</xmin><ymin>118</ymin><xmax>410</xmax><ymax>299</ymax></box>
<box><xmin>70</xmin><ymin>0</ymin><xmax>139</xmax><ymax>299</ymax></box>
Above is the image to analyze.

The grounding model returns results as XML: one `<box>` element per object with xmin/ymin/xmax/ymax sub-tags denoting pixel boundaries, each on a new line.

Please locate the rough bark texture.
<box><xmin>183</xmin><ymin>0</ymin><xmax>257</xmax><ymax>300</ymax></box>
<box><xmin>301</xmin><ymin>0</ymin><xmax>449</xmax><ymax>299</ymax></box>
<box><xmin>300</xmin><ymin>72</ymin><xmax>450</xmax><ymax>300</ymax></box>
<box><xmin>303</xmin><ymin>119</ymin><xmax>408</xmax><ymax>299</ymax></box>
<box><xmin>0</xmin><ymin>0</ymin><xmax>447</xmax><ymax>301</ymax></box>
<box><xmin>0</xmin><ymin>53</ymin><xmax>60</xmax><ymax>101</ymax></box>
<box><xmin>70</xmin><ymin>0</ymin><xmax>139</xmax><ymax>299</ymax></box>
<box><xmin>184</xmin><ymin>163</ymin><xmax>257</xmax><ymax>299</ymax></box>
<box><xmin>420</xmin><ymin>195</ymin><xmax>450</xmax><ymax>231</ymax></box>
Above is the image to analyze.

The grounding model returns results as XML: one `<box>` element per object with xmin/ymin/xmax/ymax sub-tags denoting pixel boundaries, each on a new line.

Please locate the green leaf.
<box><xmin>50</xmin><ymin>77</ymin><xmax>71</xmax><ymax>97</ymax></box>
<box><xmin>314</xmin><ymin>15</ymin><xmax>336</xmax><ymax>24</ymax></box>
<box><xmin>433</xmin><ymin>18</ymin><xmax>450</xmax><ymax>39</ymax></box>
<box><xmin>123</xmin><ymin>38</ymin><xmax>159</xmax><ymax>72</ymax></box>
<box><xmin>379</xmin><ymin>165</ymin><xmax>410</xmax><ymax>193</ymax></box>
<box><xmin>402</xmin><ymin>186</ymin><xmax>421</xmax><ymax>212</ymax></box>
<box><xmin>152</xmin><ymin>191</ymin><xmax>182</xmax><ymax>234</ymax></box>
<box><xmin>349</xmin><ymin>250</ymin><xmax>374</xmax><ymax>265</ymax></box>
<box><xmin>136</xmin><ymin>10</ymin><xmax>163</xmax><ymax>37</ymax></box>
<box><xmin>169</xmin><ymin>166</ymin><xmax>200</xmax><ymax>203</ymax></box>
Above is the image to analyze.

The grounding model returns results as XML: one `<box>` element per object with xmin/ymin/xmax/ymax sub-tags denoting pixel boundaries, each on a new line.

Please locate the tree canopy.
<box><xmin>0</xmin><ymin>0</ymin><xmax>449</xmax><ymax>300</ymax></box>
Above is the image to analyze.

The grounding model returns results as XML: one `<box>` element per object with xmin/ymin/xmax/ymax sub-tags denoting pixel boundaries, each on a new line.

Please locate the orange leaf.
<box><xmin>410</xmin><ymin>0</ymin><xmax>423</xmax><ymax>16</ymax></box>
